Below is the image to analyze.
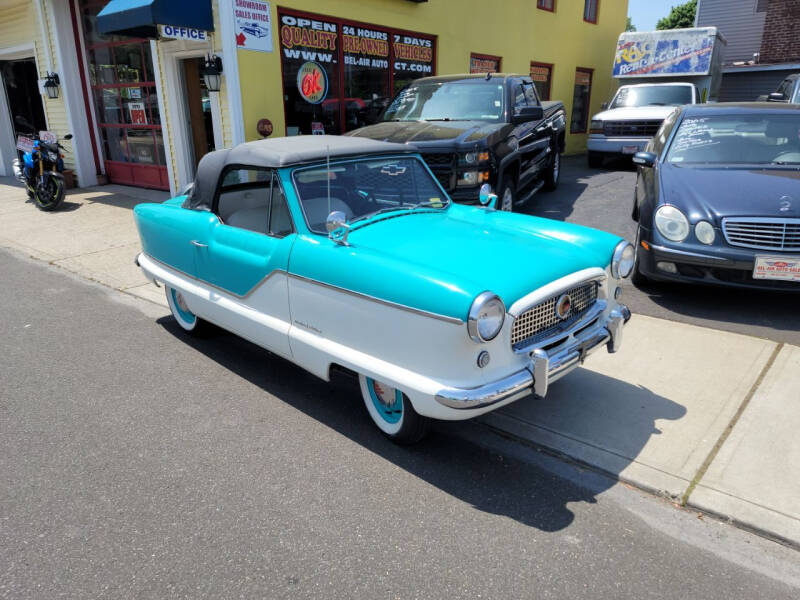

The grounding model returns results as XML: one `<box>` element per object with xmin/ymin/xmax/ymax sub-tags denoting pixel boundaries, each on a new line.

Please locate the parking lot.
<box><xmin>521</xmin><ymin>156</ymin><xmax>800</xmax><ymax>346</ymax></box>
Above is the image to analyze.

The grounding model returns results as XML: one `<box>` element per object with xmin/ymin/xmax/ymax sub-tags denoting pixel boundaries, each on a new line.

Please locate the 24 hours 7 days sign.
<box><xmin>234</xmin><ymin>0</ymin><xmax>273</xmax><ymax>52</ymax></box>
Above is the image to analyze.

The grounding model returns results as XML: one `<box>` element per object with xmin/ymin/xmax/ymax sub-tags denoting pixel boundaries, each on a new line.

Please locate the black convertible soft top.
<box><xmin>183</xmin><ymin>135</ymin><xmax>415</xmax><ymax>211</ymax></box>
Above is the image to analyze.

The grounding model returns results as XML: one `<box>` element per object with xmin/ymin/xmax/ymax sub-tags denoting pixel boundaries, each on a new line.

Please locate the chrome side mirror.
<box><xmin>326</xmin><ymin>210</ymin><xmax>351</xmax><ymax>245</ymax></box>
<box><xmin>326</xmin><ymin>210</ymin><xmax>347</xmax><ymax>232</ymax></box>
<box><xmin>478</xmin><ymin>183</ymin><xmax>498</xmax><ymax>209</ymax></box>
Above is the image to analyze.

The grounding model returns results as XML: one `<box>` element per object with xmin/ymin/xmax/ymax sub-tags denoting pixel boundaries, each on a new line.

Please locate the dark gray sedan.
<box><xmin>631</xmin><ymin>102</ymin><xmax>800</xmax><ymax>290</ymax></box>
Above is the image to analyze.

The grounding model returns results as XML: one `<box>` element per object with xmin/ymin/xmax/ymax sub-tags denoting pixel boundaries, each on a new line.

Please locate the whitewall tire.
<box><xmin>359</xmin><ymin>375</ymin><xmax>430</xmax><ymax>444</ymax></box>
<box><xmin>165</xmin><ymin>286</ymin><xmax>209</xmax><ymax>335</ymax></box>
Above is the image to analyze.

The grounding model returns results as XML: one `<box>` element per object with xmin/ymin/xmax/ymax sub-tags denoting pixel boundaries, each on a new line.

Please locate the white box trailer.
<box><xmin>613</xmin><ymin>27</ymin><xmax>727</xmax><ymax>102</ymax></box>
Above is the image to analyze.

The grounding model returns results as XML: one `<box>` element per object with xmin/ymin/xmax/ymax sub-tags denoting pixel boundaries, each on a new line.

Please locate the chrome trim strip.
<box><xmin>139</xmin><ymin>253</ymin><xmax>285</xmax><ymax>299</ymax></box>
<box><xmin>138</xmin><ymin>252</ymin><xmax>464</xmax><ymax>325</ymax></box>
<box><xmin>649</xmin><ymin>244</ymin><xmax>731</xmax><ymax>262</ymax></box>
<box><xmin>287</xmin><ymin>272</ymin><xmax>464</xmax><ymax>325</ymax></box>
<box><xmin>508</xmin><ymin>267</ymin><xmax>607</xmax><ymax>316</ymax></box>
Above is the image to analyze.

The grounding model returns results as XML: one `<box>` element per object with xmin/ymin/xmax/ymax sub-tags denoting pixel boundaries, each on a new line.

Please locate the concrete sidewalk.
<box><xmin>1</xmin><ymin>178</ymin><xmax>798</xmax><ymax>548</ymax></box>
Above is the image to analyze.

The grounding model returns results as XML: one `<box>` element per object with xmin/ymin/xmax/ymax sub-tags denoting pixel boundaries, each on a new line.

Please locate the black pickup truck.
<box><xmin>347</xmin><ymin>73</ymin><xmax>566</xmax><ymax>211</ymax></box>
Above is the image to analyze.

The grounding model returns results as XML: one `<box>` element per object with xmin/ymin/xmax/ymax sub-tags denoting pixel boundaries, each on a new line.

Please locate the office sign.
<box><xmin>159</xmin><ymin>25</ymin><xmax>208</xmax><ymax>41</ymax></box>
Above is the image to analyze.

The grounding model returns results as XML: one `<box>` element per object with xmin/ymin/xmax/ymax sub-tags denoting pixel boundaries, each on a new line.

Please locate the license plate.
<box><xmin>622</xmin><ymin>145</ymin><xmax>639</xmax><ymax>155</ymax></box>
<box><xmin>753</xmin><ymin>255</ymin><xmax>800</xmax><ymax>281</ymax></box>
<box><xmin>16</xmin><ymin>135</ymin><xmax>34</xmax><ymax>153</ymax></box>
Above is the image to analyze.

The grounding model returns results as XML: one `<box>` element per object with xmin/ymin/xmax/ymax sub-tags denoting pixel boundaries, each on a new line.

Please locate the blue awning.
<box><xmin>97</xmin><ymin>0</ymin><xmax>213</xmax><ymax>38</ymax></box>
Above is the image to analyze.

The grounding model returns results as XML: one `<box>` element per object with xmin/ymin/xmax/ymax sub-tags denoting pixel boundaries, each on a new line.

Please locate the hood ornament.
<box><xmin>779</xmin><ymin>196</ymin><xmax>792</xmax><ymax>212</ymax></box>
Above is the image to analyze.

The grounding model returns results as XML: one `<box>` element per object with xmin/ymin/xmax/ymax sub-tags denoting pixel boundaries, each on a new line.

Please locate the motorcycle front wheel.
<box><xmin>34</xmin><ymin>174</ymin><xmax>64</xmax><ymax>211</ymax></box>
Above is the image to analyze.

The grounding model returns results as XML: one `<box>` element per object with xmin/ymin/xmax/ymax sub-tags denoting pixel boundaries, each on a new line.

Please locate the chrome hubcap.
<box><xmin>175</xmin><ymin>291</ymin><xmax>190</xmax><ymax>313</ymax></box>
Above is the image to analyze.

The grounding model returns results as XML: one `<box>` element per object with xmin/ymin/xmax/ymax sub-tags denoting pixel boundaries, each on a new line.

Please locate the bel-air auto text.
<box><xmin>133</xmin><ymin>136</ymin><xmax>632</xmax><ymax>443</ymax></box>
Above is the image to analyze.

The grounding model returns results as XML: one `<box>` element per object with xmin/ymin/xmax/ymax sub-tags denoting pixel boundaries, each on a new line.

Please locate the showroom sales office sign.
<box><xmin>233</xmin><ymin>0</ymin><xmax>273</xmax><ymax>52</ymax></box>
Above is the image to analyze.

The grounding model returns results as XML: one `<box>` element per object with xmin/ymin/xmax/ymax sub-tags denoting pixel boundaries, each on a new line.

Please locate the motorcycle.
<box><xmin>11</xmin><ymin>116</ymin><xmax>73</xmax><ymax>211</ymax></box>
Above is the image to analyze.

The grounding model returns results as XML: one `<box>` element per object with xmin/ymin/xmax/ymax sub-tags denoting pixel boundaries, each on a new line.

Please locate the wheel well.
<box><xmin>329</xmin><ymin>363</ymin><xmax>358</xmax><ymax>382</ymax></box>
<box><xmin>500</xmin><ymin>161</ymin><xmax>520</xmax><ymax>191</ymax></box>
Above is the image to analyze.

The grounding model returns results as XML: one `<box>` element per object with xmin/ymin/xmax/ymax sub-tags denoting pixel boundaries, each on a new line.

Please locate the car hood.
<box><xmin>593</xmin><ymin>105</ymin><xmax>678</xmax><ymax>122</ymax></box>
<box><xmin>660</xmin><ymin>163</ymin><xmax>800</xmax><ymax>220</ymax></box>
<box><xmin>348</xmin><ymin>120</ymin><xmax>510</xmax><ymax>147</ymax></box>
<box><xmin>289</xmin><ymin>204</ymin><xmax>621</xmax><ymax>321</ymax></box>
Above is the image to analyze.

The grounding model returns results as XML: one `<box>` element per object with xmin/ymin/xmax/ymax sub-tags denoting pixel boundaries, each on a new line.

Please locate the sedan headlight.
<box><xmin>468</xmin><ymin>292</ymin><xmax>505</xmax><ymax>343</ymax></box>
<box><xmin>655</xmin><ymin>205</ymin><xmax>690</xmax><ymax>242</ymax></box>
<box><xmin>695</xmin><ymin>220</ymin><xmax>716</xmax><ymax>245</ymax></box>
<box><xmin>611</xmin><ymin>241</ymin><xmax>635</xmax><ymax>279</ymax></box>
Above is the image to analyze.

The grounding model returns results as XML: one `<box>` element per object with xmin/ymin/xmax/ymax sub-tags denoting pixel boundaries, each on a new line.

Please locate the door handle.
<box><xmin>190</xmin><ymin>240</ymin><xmax>208</xmax><ymax>248</ymax></box>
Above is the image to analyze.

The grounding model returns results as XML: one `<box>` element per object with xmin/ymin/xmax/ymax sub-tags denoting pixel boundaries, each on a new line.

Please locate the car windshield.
<box><xmin>382</xmin><ymin>80</ymin><xmax>505</xmax><ymax>122</ymax></box>
<box><xmin>611</xmin><ymin>85</ymin><xmax>692</xmax><ymax>108</ymax></box>
<box><xmin>292</xmin><ymin>156</ymin><xmax>447</xmax><ymax>234</ymax></box>
<box><xmin>666</xmin><ymin>114</ymin><xmax>800</xmax><ymax>165</ymax></box>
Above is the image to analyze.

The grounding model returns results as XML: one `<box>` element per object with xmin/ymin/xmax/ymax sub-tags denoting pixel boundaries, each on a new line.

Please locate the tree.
<box><xmin>656</xmin><ymin>0</ymin><xmax>697</xmax><ymax>30</ymax></box>
<box><xmin>626</xmin><ymin>17</ymin><xmax>636</xmax><ymax>32</ymax></box>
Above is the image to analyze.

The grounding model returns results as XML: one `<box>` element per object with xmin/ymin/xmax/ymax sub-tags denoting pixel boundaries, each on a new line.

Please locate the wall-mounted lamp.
<box><xmin>200</xmin><ymin>55</ymin><xmax>223</xmax><ymax>92</ymax></box>
<box><xmin>44</xmin><ymin>72</ymin><xmax>60</xmax><ymax>99</ymax></box>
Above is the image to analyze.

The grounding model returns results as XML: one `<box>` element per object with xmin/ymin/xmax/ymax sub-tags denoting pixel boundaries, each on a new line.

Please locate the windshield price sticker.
<box><xmin>753</xmin><ymin>255</ymin><xmax>800</xmax><ymax>282</ymax></box>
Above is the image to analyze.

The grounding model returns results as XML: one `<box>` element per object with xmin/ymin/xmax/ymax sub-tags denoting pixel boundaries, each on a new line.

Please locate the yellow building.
<box><xmin>0</xmin><ymin>0</ymin><xmax>626</xmax><ymax>195</ymax></box>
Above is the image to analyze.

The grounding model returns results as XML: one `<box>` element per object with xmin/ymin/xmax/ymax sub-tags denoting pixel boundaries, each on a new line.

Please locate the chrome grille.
<box><xmin>511</xmin><ymin>282</ymin><xmax>599</xmax><ymax>350</ymax></box>
<box><xmin>722</xmin><ymin>217</ymin><xmax>800</xmax><ymax>251</ymax></box>
<box><xmin>603</xmin><ymin>120</ymin><xmax>662</xmax><ymax>137</ymax></box>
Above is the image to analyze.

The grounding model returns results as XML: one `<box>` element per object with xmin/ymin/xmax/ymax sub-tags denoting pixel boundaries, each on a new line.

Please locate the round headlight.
<box><xmin>655</xmin><ymin>205</ymin><xmax>690</xmax><ymax>242</ymax></box>
<box><xmin>467</xmin><ymin>292</ymin><xmax>505</xmax><ymax>343</ymax></box>
<box><xmin>695</xmin><ymin>220</ymin><xmax>716</xmax><ymax>245</ymax></box>
<box><xmin>611</xmin><ymin>241</ymin><xmax>635</xmax><ymax>279</ymax></box>
<box><xmin>464</xmin><ymin>152</ymin><xmax>477</xmax><ymax>165</ymax></box>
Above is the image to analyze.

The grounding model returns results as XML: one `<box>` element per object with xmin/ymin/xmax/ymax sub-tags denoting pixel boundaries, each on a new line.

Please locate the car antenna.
<box><xmin>326</xmin><ymin>144</ymin><xmax>331</xmax><ymax>216</ymax></box>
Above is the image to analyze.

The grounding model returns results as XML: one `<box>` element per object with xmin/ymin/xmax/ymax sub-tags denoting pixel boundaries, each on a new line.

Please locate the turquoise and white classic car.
<box><xmin>133</xmin><ymin>136</ymin><xmax>633</xmax><ymax>443</ymax></box>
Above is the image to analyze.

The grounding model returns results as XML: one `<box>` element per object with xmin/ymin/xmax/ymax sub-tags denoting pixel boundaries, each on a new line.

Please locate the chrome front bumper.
<box><xmin>435</xmin><ymin>305</ymin><xmax>631</xmax><ymax>410</ymax></box>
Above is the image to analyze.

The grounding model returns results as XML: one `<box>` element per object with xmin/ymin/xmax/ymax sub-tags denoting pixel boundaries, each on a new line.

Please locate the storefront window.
<box><xmin>278</xmin><ymin>9</ymin><xmax>436</xmax><ymax>135</ymax></box>
<box><xmin>469</xmin><ymin>53</ymin><xmax>501</xmax><ymax>74</ymax></box>
<box><xmin>530</xmin><ymin>62</ymin><xmax>553</xmax><ymax>101</ymax></box>
<box><xmin>343</xmin><ymin>24</ymin><xmax>391</xmax><ymax>130</ymax></box>
<box><xmin>584</xmin><ymin>0</ymin><xmax>599</xmax><ymax>23</ymax></box>
<box><xmin>570</xmin><ymin>68</ymin><xmax>593</xmax><ymax>133</ymax></box>
<box><xmin>391</xmin><ymin>31</ymin><xmax>435</xmax><ymax>93</ymax></box>
<box><xmin>79</xmin><ymin>0</ymin><xmax>167</xmax><ymax>189</ymax></box>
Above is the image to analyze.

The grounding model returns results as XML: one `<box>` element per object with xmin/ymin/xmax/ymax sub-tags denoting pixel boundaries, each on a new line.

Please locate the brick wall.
<box><xmin>759</xmin><ymin>0</ymin><xmax>800</xmax><ymax>63</ymax></box>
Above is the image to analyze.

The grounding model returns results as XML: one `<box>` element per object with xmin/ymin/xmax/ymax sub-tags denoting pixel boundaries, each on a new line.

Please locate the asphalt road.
<box><xmin>2</xmin><ymin>248</ymin><xmax>799</xmax><ymax>599</ymax></box>
<box><xmin>521</xmin><ymin>156</ymin><xmax>800</xmax><ymax>346</ymax></box>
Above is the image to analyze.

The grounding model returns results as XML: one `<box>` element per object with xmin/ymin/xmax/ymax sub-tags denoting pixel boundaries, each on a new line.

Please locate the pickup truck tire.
<box><xmin>497</xmin><ymin>179</ymin><xmax>516</xmax><ymax>212</ymax></box>
<box><xmin>360</xmin><ymin>375</ymin><xmax>431</xmax><ymax>444</ymax></box>
<box><xmin>587</xmin><ymin>151</ymin><xmax>604</xmax><ymax>169</ymax></box>
<box><xmin>543</xmin><ymin>151</ymin><xmax>561</xmax><ymax>191</ymax></box>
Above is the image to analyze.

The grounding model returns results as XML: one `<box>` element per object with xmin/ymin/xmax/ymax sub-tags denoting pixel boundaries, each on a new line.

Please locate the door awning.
<box><xmin>97</xmin><ymin>0</ymin><xmax>214</xmax><ymax>38</ymax></box>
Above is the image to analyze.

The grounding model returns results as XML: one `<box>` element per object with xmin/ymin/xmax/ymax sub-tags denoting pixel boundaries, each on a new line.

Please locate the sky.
<box><xmin>627</xmin><ymin>0</ymin><xmax>688</xmax><ymax>32</ymax></box>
